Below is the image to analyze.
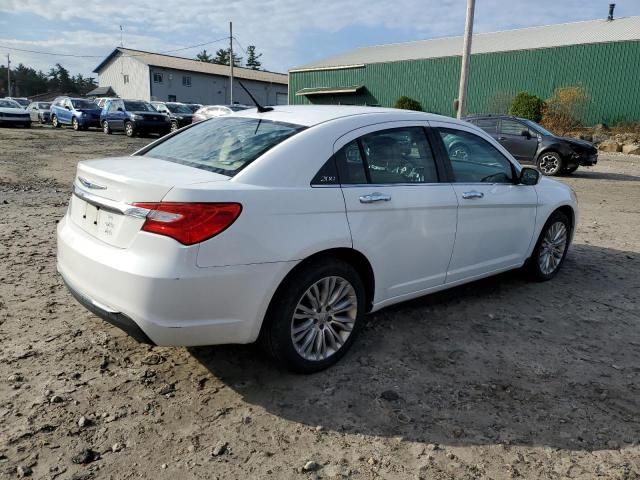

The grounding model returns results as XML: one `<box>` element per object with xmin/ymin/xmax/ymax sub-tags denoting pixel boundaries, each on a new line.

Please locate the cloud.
<box><xmin>0</xmin><ymin>0</ymin><xmax>638</xmax><ymax>75</ymax></box>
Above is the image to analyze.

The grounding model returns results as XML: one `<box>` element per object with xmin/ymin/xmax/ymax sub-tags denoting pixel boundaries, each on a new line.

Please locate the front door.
<box><xmin>431</xmin><ymin>123</ymin><xmax>538</xmax><ymax>283</ymax></box>
<box><xmin>108</xmin><ymin>100</ymin><xmax>125</xmax><ymax>130</ymax></box>
<box><xmin>336</xmin><ymin>123</ymin><xmax>458</xmax><ymax>304</ymax></box>
<box><xmin>498</xmin><ymin>119</ymin><xmax>539</xmax><ymax>162</ymax></box>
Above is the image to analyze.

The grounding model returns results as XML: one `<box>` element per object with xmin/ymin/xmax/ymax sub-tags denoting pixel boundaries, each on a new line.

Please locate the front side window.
<box><xmin>71</xmin><ymin>99</ymin><xmax>96</xmax><ymax>109</ymax></box>
<box><xmin>153</xmin><ymin>72</ymin><xmax>163</xmax><ymax>83</ymax></box>
<box><xmin>142</xmin><ymin>117</ymin><xmax>305</xmax><ymax>176</ymax></box>
<box><xmin>123</xmin><ymin>101</ymin><xmax>155</xmax><ymax>112</ymax></box>
<box><xmin>438</xmin><ymin>128</ymin><xmax>514</xmax><ymax>183</ymax></box>
<box><xmin>182</xmin><ymin>75</ymin><xmax>191</xmax><ymax>87</ymax></box>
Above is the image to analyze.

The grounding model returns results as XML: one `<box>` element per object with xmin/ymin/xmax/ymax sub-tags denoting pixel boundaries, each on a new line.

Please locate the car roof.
<box><xmin>230</xmin><ymin>105</ymin><xmax>455</xmax><ymax>127</ymax></box>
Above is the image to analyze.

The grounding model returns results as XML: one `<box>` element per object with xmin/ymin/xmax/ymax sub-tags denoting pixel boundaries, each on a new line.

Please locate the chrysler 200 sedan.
<box><xmin>57</xmin><ymin>106</ymin><xmax>577</xmax><ymax>373</ymax></box>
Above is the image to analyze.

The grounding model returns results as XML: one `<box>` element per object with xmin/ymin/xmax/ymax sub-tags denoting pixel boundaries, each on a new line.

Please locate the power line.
<box><xmin>0</xmin><ymin>37</ymin><xmax>230</xmax><ymax>59</ymax></box>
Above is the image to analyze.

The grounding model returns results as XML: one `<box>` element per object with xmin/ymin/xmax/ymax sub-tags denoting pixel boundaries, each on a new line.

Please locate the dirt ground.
<box><xmin>1</xmin><ymin>124</ymin><xmax>639</xmax><ymax>480</ymax></box>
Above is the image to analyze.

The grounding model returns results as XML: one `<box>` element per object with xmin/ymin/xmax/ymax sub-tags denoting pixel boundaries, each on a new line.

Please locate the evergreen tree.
<box><xmin>213</xmin><ymin>48</ymin><xmax>242</xmax><ymax>66</ymax></box>
<box><xmin>195</xmin><ymin>49</ymin><xmax>214</xmax><ymax>63</ymax></box>
<box><xmin>245</xmin><ymin>46</ymin><xmax>262</xmax><ymax>70</ymax></box>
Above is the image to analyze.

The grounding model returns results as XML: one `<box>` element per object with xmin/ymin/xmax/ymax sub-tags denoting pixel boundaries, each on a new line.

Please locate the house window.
<box><xmin>153</xmin><ymin>73</ymin><xmax>163</xmax><ymax>83</ymax></box>
<box><xmin>182</xmin><ymin>75</ymin><xmax>191</xmax><ymax>87</ymax></box>
<box><xmin>123</xmin><ymin>74</ymin><xmax>129</xmax><ymax>84</ymax></box>
<box><xmin>168</xmin><ymin>95</ymin><xmax>176</xmax><ymax>102</ymax></box>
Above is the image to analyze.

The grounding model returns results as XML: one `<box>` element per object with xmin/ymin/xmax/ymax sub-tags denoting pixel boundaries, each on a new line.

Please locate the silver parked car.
<box><xmin>27</xmin><ymin>102</ymin><xmax>52</xmax><ymax>124</ymax></box>
<box><xmin>193</xmin><ymin>104</ymin><xmax>250</xmax><ymax>122</ymax></box>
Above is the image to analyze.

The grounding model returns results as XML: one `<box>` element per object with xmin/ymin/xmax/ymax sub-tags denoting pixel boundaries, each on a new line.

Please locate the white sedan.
<box><xmin>57</xmin><ymin>106</ymin><xmax>577</xmax><ymax>372</ymax></box>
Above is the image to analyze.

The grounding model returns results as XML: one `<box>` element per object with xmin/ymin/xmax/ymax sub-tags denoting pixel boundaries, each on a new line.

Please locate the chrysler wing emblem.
<box><xmin>77</xmin><ymin>176</ymin><xmax>107</xmax><ymax>190</ymax></box>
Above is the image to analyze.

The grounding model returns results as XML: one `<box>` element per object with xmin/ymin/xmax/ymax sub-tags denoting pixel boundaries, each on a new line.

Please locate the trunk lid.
<box><xmin>70</xmin><ymin>156</ymin><xmax>229</xmax><ymax>248</ymax></box>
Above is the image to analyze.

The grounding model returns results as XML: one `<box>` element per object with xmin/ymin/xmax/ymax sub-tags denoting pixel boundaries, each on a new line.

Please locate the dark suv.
<box><xmin>464</xmin><ymin>114</ymin><xmax>597</xmax><ymax>176</ymax></box>
<box><xmin>101</xmin><ymin>99</ymin><xmax>171</xmax><ymax>137</ymax></box>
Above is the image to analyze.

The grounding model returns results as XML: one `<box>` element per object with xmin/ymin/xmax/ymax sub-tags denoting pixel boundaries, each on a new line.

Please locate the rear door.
<box><xmin>109</xmin><ymin>100</ymin><xmax>125</xmax><ymax>130</ymax></box>
<box><xmin>498</xmin><ymin>118</ymin><xmax>539</xmax><ymax>162</ymax></box>
<box><xmin>336</xmin><ymin>123</ymin><xmax>458</xmax><ymax>303</ymax></box>
<box><xmin>431</xmin><ymin>122</ymin><xmax>538</xmax><ymax>283</ymax></box>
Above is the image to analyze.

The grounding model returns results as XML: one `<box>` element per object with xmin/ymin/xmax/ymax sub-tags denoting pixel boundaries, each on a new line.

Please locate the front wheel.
<box><xmin>52</xmin><ymin>115</ymin><xmax>60</xmax><ymax>128</ymax></box>
<box><xmin>72</xmin><ymin>117</ymin><xmax>80</xmax><ymax>131</ymax></box>
<box><xmin>124</xmin><ymin>121</ymin><xmax>134</xmax><ymax>137</ymax></box>
<box><xmin>261</xmin><ymin>259</ymin><xmax>365</xmax><ymax>373</ymax></box>
<box><xmin>563</xmin><ymin>165</ymin><xmax>579</xmax><ymax>175</ymax></box>
<box><xmin>537</xmin><ymin>152</ymin><xmax>563</xmax><ymax>176</ymax></box>
<box><xmin>170</xmin><ymin>121</ymin><xmax>178</xmax><ymax>133</ymax></box>
<box><xmin>527</xmin><ymin>211</ymin><xmax>571</xmax><ymax>281</ymax></box>
<box><xmin>103</xmin><ymin>121</ymin><xmax>112</xmax><ymax>134</ymax></box>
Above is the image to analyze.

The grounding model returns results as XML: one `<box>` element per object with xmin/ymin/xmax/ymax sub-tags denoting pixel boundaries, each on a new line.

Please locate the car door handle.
<box><xmin>461</xmin><ymin>191</ymin><xmax>484</xmax><ymax>199</ymax></box>
<box><xmin>497</xmin><ymin>136</ymin><xmax>506</xmax><ymax>141</ymax></box>
<box><xmin>359</xmin><ymin>192</ymin><xmax>392</xmax><ymax>204</ymax></box>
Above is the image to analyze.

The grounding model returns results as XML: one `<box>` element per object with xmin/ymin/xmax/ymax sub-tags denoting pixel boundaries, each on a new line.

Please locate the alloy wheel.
<box><xmin>538</xmin><ymin>154</ymin><xmax>561</xmax><ymax>175</ymax></box>
<box><xmin>538</xmin><ymin>221</ymin><xmax>567</xmax><ymax>275</ymax></box>
<box><xmin>52</xmin><ymin>116</ymin><xmax>58</xmax><ymax>127</ymax></box>
<box><xmin>170</xmin><ymin>121</ymin><xmax>178</xmax><ymax>132</ymax></box>
<box><xmin>125</xmin><ymin>122</ymin><xmax>134</xmax><ymax>137</ymax></box>
<box><xmin>103</xmin><ymin>121</ymin><xmax>109</xmax><ymax>134</ymax></box>
<box><xmin>72</xmin><ymin>118</ymin><xmax>79</xmax><ymax>130</ymax></box>
<box><xmin>291</xmin><ymin>276</ymin><xmax>357</xmax><ymax>361</ymax></box>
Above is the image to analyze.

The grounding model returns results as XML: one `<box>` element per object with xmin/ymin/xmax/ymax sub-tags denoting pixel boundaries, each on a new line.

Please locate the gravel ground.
<box><xmin>1</xmin><ymin>125</ymin><xmax>639</xmax><ymax>480</ymax></box>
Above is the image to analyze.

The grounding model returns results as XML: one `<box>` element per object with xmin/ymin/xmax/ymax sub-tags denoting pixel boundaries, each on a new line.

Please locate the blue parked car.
<box><xmin>101</xmin><ymin>99</ymin><xmax>172</xmax><ymax>137</ymax></box>
<box><xmin>50</xmin><ymin>97</ymin><xmax>102</xmax><ymax>130</ymax></box>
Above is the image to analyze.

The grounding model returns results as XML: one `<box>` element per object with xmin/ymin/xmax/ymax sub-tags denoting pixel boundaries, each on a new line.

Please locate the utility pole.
<box><xmin>6</xmin><ymin>53</ymin><xmax>10</xmax><ymax>97</ymax></box>
<box><xmin>229</xmin><ymin>21</ymin><xmax>234</xmax><ymax>105</ymax></box>
<box><xmin>456</xmin><ymin>0</ymin><xmax>475</xmax><ymax>119</ymax></box>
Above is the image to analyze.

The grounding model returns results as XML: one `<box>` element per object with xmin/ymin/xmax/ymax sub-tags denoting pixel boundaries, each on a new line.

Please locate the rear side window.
<box><xmin>328</xmin><ymin>127</ymin><xmax>439</xmax><ymax>185</ymax></box>
<box><xmin>471</xmin><ymin>118</ymin><xmax>498</xmax><ymax>134</ymax></box>
<box><xmin>142</xmin><ymin>117</ymin><xmax>306</xmax><ymax>176</ymax></box>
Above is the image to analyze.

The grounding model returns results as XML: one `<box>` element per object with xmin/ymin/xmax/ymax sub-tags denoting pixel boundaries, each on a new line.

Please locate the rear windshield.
<box><xmin>71</xmin><ymin>99</ymin><xmax>96</xmax><ymax>109</ymax></box>
<box><xmin>0</xmin><ymin>99</ymin><xmax>21</xmax><ymax>108</ymax></box>
<box><xmin>166</xmin><ymin>103</ymin><xmax>193</xmax><ymax>114</ymax></box>
<box><xmin>124</xmin><ymin>101</ymin><xmax>155</xmax><ymax>112</ymax></box>
<box><xmin>141</xmin><ymin>117</ymin><xmax>305</xmax><ymax>176</ymax></box>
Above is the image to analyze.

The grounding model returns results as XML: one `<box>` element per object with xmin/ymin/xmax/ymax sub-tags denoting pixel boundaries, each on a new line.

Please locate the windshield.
<box><xmin>524</xmin><ymin>120</ymin><xmax>555</xmax><ymax>136</ymax></box>
<box><xmin>229</xmin><ymin>106</ymin><xmax>250</xmax><ymax>111</ymax></box>
<box><xmin>142</xmin><ymin>117</ymin><xmax>306</xmax><ymax>176</ymax></box>
<box><xmin>38</xmin><ymin>103</ymin><xmax>51</xmax><ymax>109</ymax></box>
<box><xmin>71</xmin><ymin>99</ymin><xmax>97</xmax><ymax>110</ymax></box>
<box><xmin>185</xmin><ymin>104</ymin><xmax>201</xmax><ymax>113</ymax></box>
<box><xmin>0</xmin><ymin>99</ymin><xmax>21</xmax><ymax>108</ymax></box>
<box><xmin>124</xmin><ymin>101</ymin><xmax>155</xmax><ymax>112</ymax></box>
<box><xmin>13</xmin><ymin>98</ymin><xmax>29</xmax><ymax>106</ymax></box>
<box><xmin>166</xmin><ymin>103</ymin><xmax>193</xmax><ymax>114</ymax></box>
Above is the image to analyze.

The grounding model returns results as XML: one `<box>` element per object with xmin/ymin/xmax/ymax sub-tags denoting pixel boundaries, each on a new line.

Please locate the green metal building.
<box><xmin>289</xmin><ymin>16</ymin><xmax>640</xmax><ymax>125</ymax></box>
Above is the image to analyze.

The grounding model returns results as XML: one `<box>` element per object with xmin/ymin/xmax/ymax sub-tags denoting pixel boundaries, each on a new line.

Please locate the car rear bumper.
<box><xmin>57</xmin><ymin>213</ymin><xmax>294</xmax><ymax>346</ymax></box>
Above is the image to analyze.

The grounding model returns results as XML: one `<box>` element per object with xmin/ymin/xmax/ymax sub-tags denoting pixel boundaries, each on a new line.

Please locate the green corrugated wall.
<box><xmin>289</xmin><ymin>41</ymin><xmax>640</xmax><ymax>125</ymax></box>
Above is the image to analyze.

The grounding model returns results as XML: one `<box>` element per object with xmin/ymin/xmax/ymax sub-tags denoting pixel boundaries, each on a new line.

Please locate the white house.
<box><xmin>92</xmin><ymin>48</ymin><xmax>288</xmax><ymax>106</ymax></box>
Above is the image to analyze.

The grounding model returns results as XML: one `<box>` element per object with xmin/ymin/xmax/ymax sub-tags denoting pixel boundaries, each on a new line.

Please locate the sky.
<box><xmin>0</xmin><ymin>0</ymin><xmax>639</xmax><ymax>77</ymax></box>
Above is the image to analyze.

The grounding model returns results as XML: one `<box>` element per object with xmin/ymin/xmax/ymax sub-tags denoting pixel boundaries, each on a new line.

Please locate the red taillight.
<box><xmin>132</xmin><ymin>202</ymin><xmax>242</xmax><ymax>246</ymax></box>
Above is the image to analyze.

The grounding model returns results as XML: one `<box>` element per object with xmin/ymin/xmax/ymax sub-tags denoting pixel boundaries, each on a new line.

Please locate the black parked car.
<box><xmin>150</xmin><ymin>102</ymin><xmax>193</xmax><ymax>132</ymax></box>
<box><xmin>101</xmin><ymin>99</ymin><xmax>171</xmax><ymax>137</ymax></box>
<box><xmin>464</xmin><ymin>114</ymin><xmax>597</xmax><ymax>176</ymax></box>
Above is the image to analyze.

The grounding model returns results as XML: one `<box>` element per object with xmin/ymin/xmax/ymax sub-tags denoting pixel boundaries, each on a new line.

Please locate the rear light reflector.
<box><xmin>132</xmin><ymin>202</ymin><xmax>242</xmax><ymax>245</ymax></box>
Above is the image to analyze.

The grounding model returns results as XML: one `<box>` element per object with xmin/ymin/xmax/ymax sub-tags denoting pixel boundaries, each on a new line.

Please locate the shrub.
<box><xmin>541</xmin><ymin>86</ymin><xmax>589</xmax><ymax>135</ymax></box>
<box><xmin>509</xmin><ymin>92</ymin><xmax>545</xmax><ymax>122</ymax></box>
<box><xmin>394</xmin><ymin>96</ymin><xmax>423</xmax><ymax>111</ymax></box>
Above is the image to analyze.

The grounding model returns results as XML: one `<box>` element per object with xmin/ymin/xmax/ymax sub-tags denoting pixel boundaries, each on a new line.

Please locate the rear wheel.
<box><xmin>261</xmin><ymin>259</ymin><xmax>365</xmax><ymax>373</ymax></box>
<box><xmin>124</xmin><ymin>121</ymin><xmax>134</xmax><ymax>137</ymax></box>
<box><xmin>72</xmin><ymin>117</ymin><xmax>80</xmax><ymax>131</ymax></box>
<box><xmin>52</xmin><ymin>115</ymin><xmax>60</xmax><ymax>128</ymax></box>
<box><xmin>170</xmin><ymin>121</ymin><xmax>178</xmax><ymax>133</ymax></box>
<box><xmin>527</xmin><ymin>211</ymin><xmax>571</xmax><ymax>281</ymax></box>
<box><xmin>537</xmin><ymin>151</ymin><xmax>563</xmax><ymax>176</ymax></box>
<box><xmin>103</xmin><ymin>120</ymin><xmax>112</xmax><ymax>134</ymax></box>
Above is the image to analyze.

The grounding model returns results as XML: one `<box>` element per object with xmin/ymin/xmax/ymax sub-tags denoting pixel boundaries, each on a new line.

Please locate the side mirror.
<box><xmin>520</xmin><ymin>129</ymin><xmax>531</xmax><ymax>139</ymax></box>
<box><xmin>65</xmin><ymin>106</ymin><xmax>71</xmax><ymax>110</ymax></box>
<box><xmin>519</xmin><ymin>167</ymin><xmax>540</xmax><ymax>185</ymax></box>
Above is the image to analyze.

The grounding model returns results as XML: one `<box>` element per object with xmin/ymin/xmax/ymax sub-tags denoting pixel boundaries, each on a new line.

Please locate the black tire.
<box><xmin>261</xmin><ymin>259</ymin><xmax>366</xmax><ymax>373</ymax></box>
<box><xmin>52</xmin><ymin>115</ymin><xmax>61</xmax><ymax>128</ymax></box>
<box><xmin>536</xmin><ymin>151</ymin><xmax>563</xmax><ymax>176</ymax></box>
<box><xmin>124</xmin><ymin>121</ymin><xmax>135</xmax><ymax>137</ymax></box>
<box><xmin>72</xmin><ymin>117</ymin><xmax>80</xmax><ymax>131</ymax></box>
<box><xmin>526</xmin><ymin>211</ymin><xmax>571</xmax><ymax>281</ymax></box>
<box><xmin>39</xmin><ymin>115</ymin><xmax>46</xmax><ymax>124</ymax></box>
<box><xmin>170</xmin><ymin>121</ymin><xmax>178</xmax><ymax>133</ymax></box>
<box><xmin>563</xmin><ymin>165</ymin><xmax>579</xmax><ymax>175</ymax></box>
<box><xmin>103</xmin><ymin>120</ymin><xmax>112</xmax><ymax>135</ymax></box>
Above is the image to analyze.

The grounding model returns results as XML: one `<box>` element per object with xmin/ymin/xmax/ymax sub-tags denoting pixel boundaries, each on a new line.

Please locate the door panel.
<box><xmin>335</xmin><ymin>122</ymin><xmax>458</xmax><ymax>303</ymax></box>
<box><xmin>431</xmin><ymin>122</ymin><xmax>538</xmax><ymax>283</ymax></box>
<box><xmin>499</xmin><ymin>119</ymin><xmax>538</xmax><ymax>162</ymax></box>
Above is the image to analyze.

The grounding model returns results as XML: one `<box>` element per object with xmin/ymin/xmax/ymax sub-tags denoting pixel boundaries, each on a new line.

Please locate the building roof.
<box><xmin>291</xmin><ymin>16</ymin><xmax>640</xmax><ymax>71</ymax></box>
<box><xmin>94</xmin><ymin>48</ymin><xmax>288</xmax><ymax>85</ymax></box>
<box><xmin>86</xmin><ymin>86</ymin><xmax>116</xmax><ymax>97</ymax></box>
